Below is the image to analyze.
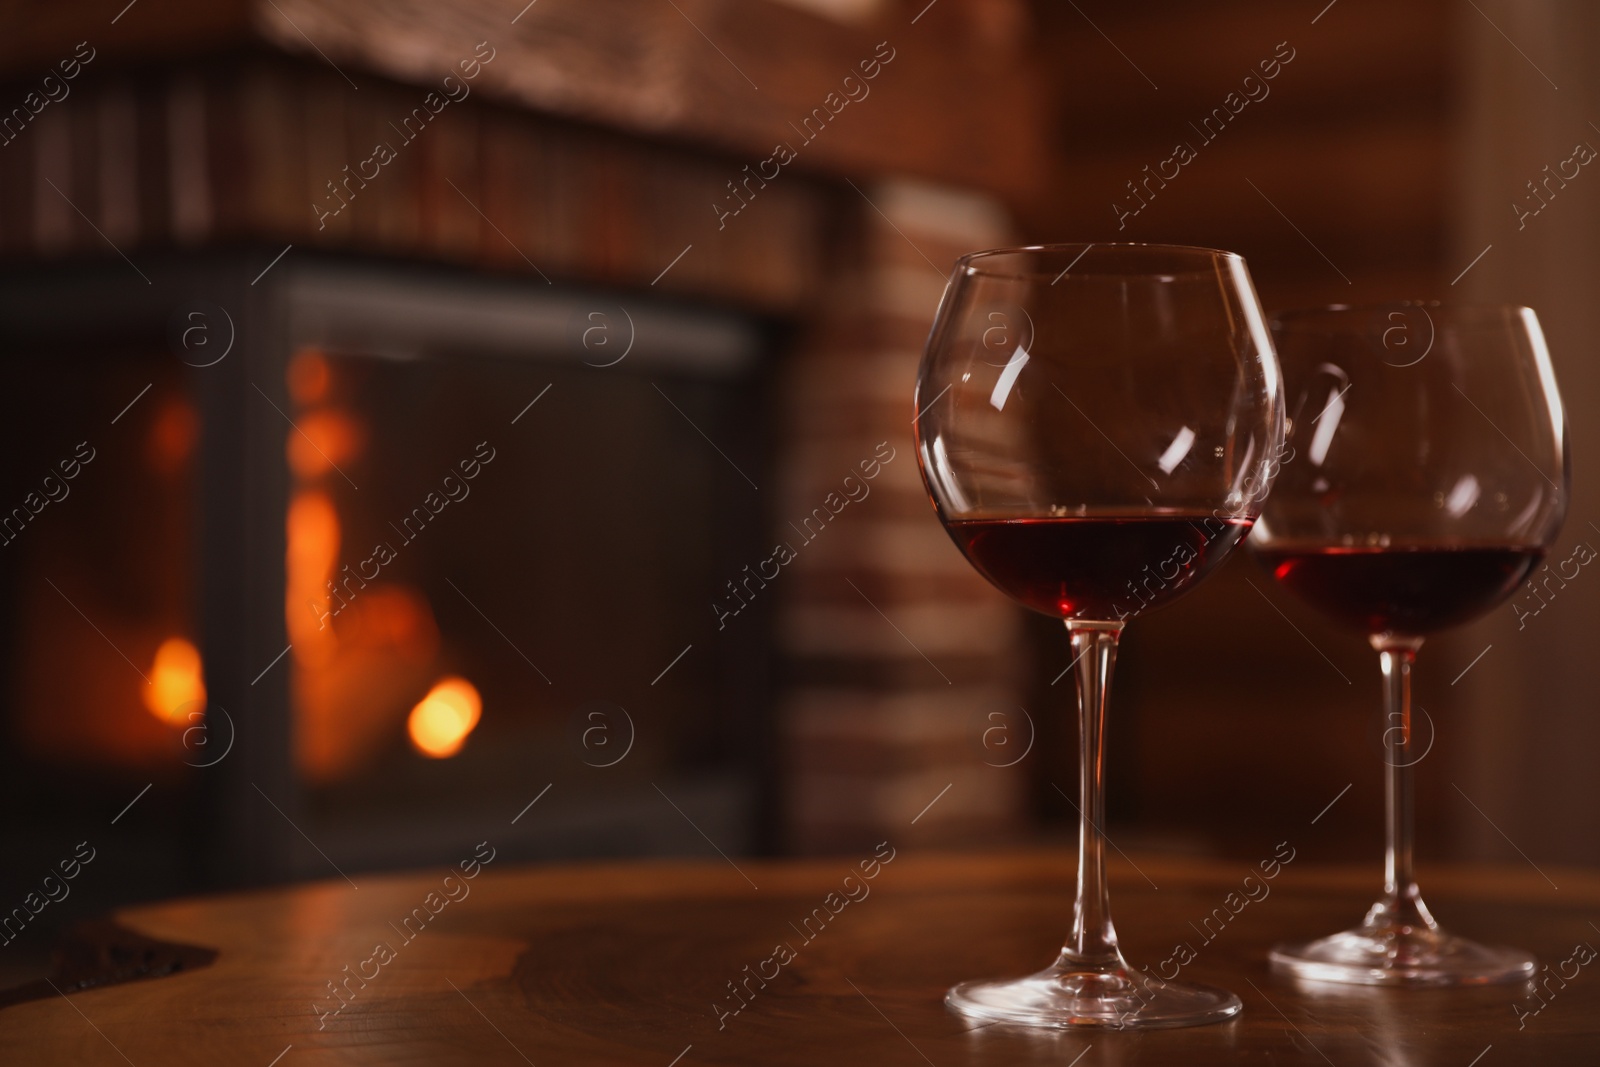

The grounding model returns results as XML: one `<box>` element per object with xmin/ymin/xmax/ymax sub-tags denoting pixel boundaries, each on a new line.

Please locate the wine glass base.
<box><xmin>946</xmin><ymin>962</ymin><xmax>1242</xmax><ymax>1030</ymax></box>
<box><xmin>1269</xmin><ymin>922</ymin><xmax>1536</xmax><ymax>987</ymax></box>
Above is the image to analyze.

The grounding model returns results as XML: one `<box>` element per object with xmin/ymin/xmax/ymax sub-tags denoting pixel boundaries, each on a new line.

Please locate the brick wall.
<box><xmin>776</xmin><ymin>178</ymin><xmax>1030</xmax><ymax>852</ymax></box>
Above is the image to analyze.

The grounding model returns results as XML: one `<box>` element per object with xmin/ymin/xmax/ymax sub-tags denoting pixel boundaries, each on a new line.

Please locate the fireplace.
<box><xmin>0</xmin><ymin>0</ymin><xmax>1048</xmax><ymax>932</ymax></box>
<box><xmin>0</xmin><ymin>251</ymin><xmax>779</xmax><ymax>889</ymax></box>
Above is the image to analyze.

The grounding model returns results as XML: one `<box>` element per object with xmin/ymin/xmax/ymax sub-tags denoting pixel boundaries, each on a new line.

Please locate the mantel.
<box><xmin>2</xmin><ymin>0</ymin><xmax>1049</xmax><ymax>206</ymax></box>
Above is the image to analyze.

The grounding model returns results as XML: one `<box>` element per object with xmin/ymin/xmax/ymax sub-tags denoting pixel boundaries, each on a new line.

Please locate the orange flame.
<box><xmin>288</xmin><ymin>350</ymin><xmax>332</xmax><ymax>406</ymax></box>
<box><xmin>146</xmin><ymin>396</ymin><xmax>199</xmax><ymax>476</ymax></box>
<box><xmin>286</xmin><ymin>409</ymin><xmax>364</xmax><ymax>481</ymax></box>
<box><xmin>144</xmin><ymin>637</ymin><xmax>205</xmax><ymax>725</ymax></box>
<box><xmin>407</xmin><ymin>677</ymin><xmax>482</xmax><ymax>758</ymax></box>
<box><xmin>287</xmin><ymin>490</ymin><xmax>340</xmax><ymax>666</ymax></box>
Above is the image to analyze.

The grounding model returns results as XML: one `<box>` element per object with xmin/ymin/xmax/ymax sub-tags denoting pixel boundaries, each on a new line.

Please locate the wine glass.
<box><xmin>1252</xmin><ymin>302</ymin><xmax>1568</xmax><ymax>986</ymax></box>
<box><xmin>914</xmin><ymin>243</ymin><xmax>1284</xmax><ymax>1028</ymax></box>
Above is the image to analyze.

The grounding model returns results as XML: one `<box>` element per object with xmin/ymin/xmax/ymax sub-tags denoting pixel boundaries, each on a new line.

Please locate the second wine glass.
<box><xmin>915</xmin><ymin>243</ymin><xmax>1284</xmax><ymax>1028</ymax></box>
<box><xmin>1252</xmin><ymin>302</ymin><xmax>1568</xmax><ymax>986</ymax></box>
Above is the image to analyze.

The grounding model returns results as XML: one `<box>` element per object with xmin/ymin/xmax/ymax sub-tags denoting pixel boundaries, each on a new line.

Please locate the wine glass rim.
<box><xmin>955</xmin><ymin>242</ymin><xmax>1244</xmax><ymax>279</ymax></box>
<box><xmin>1270</xmin><ymin>299</ymin><xmax>1537</xmax><ymax>323</ymax></box>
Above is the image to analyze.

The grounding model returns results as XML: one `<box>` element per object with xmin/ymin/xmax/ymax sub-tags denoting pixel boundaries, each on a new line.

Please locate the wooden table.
<box><xmin>3</xmin><ymin>850</ymin><xmax>1596</xmax><ymax>1064</ymax></box>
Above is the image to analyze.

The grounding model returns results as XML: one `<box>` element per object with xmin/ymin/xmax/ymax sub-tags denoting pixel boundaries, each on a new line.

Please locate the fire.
<box><xmin>286</xmin><ymin>490</ymin><xmax>341</xmax><ymax>667</ymax></box>
<box><xmin>288</xmin><ymin>350</ymin><xmax>332</xmax><ymax>405</ymax></box>
<box><xmin>407</xmin><ymin>677</ymin><xmax>482</xmax><ymax>758</ymax></box>
<box><xmin>146</xmin><ymin>396</ymin><xmax>198</xmax><ymax>475</ymax></box>
<box><xmin>282</xmin><ymin>353</ymin><xmax>452</xmax><ymax>782</ymax></box>
<box><xmin>286</xmin><ymin>409</ymin><xmax>364</xmax><ymax>480</ymax></box>
<box><xmin>144</xmin><ymin>637</ymin><xmax>205</xmax><ymax>725</ymax></box>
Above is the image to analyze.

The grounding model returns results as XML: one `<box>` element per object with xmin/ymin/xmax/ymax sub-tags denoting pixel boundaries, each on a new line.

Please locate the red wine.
<box><xmin>945</xmin><ymin>514</ymin><xmax>1253</xmax><ymax>620</ymax></box>
<box><xmin>1254</xmin><ymin>544</ymin><xmax>1543</xmax><ymax>636</ymax></box>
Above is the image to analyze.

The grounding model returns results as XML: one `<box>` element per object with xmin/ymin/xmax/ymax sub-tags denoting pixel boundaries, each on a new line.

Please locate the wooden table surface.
<box><xmin>2</xmin><ymin>849</ymin><xmax>1596</xmax><ymax>1065</ymax></box>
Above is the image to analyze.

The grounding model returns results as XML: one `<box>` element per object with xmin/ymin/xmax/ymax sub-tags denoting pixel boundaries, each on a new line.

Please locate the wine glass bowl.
<box><xmin>1255</xmin><ymin>302</ymin><xmax>1565</xmax><ymax>577</ymax></box>
<box><xmin>919</xmin><ymin>246</ymin><xmax>1279</xmax><ymax>522</ymax></box>
<box><xmin>1252</xmin><ymin>301</ymin><xmax>1568</xmax><ymax>986</ymax></box>
<box><xmin>914</xmin><ymin>243</ymin><xmax>1284</xmax><ymax>1028</ymax></box>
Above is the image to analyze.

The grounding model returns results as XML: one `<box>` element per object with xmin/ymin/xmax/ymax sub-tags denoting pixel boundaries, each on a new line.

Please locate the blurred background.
<box><xmin>0</xmin><ymin>0</ymin><xmax>1596</xmax><ymax>982</ymax></box>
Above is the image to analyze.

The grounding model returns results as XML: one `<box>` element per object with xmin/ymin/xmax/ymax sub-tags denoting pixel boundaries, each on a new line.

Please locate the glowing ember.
<box><xmin>407</xmin><ymin>677</ymin><xmax>482</xmax><ymax>758</ymax></box>
<box><xmin>144</xmin><ymin>637</ymin><xmax>205</xmax><ymax>725</ymax></box>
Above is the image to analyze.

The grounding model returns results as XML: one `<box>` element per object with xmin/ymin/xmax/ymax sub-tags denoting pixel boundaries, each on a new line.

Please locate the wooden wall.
<box><xmin>1029</xmin><ymin>0</ymin><xmax>1455</xmax><ymax>309</ymax></box>
<box><xmin>1019</xmin><ymin>0</ymin><xmax>1473</xmax><ymax>863</ymax></box>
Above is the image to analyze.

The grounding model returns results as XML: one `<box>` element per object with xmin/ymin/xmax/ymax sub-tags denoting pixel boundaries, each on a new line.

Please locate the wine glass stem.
<box><xmin>1376</xmin><ymin>639</ymin><xmax>1433</xmax><ymax>927</ymax></box>
<box><xmin>1063</xmin><ymin>620</ymin><xmax>1126</xmax><ymax>969</ymax></box>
